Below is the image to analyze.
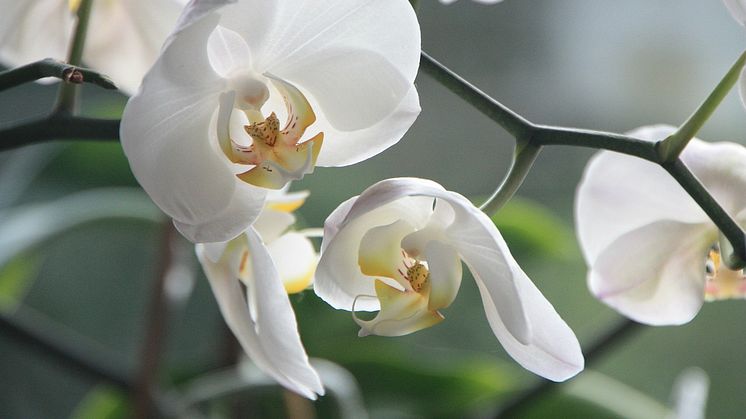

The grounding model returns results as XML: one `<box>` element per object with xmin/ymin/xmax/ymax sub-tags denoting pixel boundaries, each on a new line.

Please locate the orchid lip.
<box><xmin>215</xmin><ymin>76</ymin><xmax>324</xmax><ymax>190</ymax></box>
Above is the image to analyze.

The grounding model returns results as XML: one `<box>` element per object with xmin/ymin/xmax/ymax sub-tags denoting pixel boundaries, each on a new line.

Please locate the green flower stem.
<box><xmin>0</xmin><ymin>115</ymin><xmax>120</xmax><ymax>150</ymax></box>
<box><xmin>480</xmin><ymin>143</ymin><xmax>541</xmax><ymax>215</ymax></box>
<box><xmin>422</xmin><ymin>51</ymin><xmax>746</xmax><ymax>264</ymax></box>
<box><xmin>420</xmin><ymin>52</ymin><xmax>534</xmax><ymax>141</ymax></box>
<box><xmin>0</xmin><ymin>58</ymin><xmax>116</xmax><ymax>92</ymax></box>
<box><xmin>54</xmin><ymin>0</ymin><xmax>95</xmax><ymax>115</ymax></box>
<box><xmin>409</xmin><ymin>0</ymin><xmax>420</xmax><ymax>10</ymax></box>
<box><xmin>658</xmin><ymin>51</ymin><xmax>746</xmax><ymax>162</ymax></box>
<box><xmin>531</xmin><ymin>125</ymin><xmax>660</xmax><ymax>163</ymax></box>
<box><xmin>663</xmin><ymin>159</ymin><xmax>746</xmax><ymax>269</ymax></box>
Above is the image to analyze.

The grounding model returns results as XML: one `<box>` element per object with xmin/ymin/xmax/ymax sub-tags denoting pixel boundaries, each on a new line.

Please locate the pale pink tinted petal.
<box><xmin>680</xmin><ymin>139</ymin><xmax>746</xmax><ymax>216</ymax></box>
<box><xmin>590</xmin><ymin>220</ymin><xmax>713</xmax><ymax>326</ymax></box>
<box><xmin>576</xmin><ymin>125</ymin><xmax>707</xmax><ymax>263</ymax></box>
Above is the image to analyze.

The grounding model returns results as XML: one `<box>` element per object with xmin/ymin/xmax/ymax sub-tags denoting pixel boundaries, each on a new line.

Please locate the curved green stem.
<box><xmin>0</xmin><ymin>115</ymin><xmax>120</xmax><ymax>150</ymax></box>
<box><xmin>0</xmin><ymin>58</ymin><xmax>116</xmax><ymax>92</ymax></box>
<box><xmin>532</xmin><ymin>125</ymin><xmax>661</xmax><ymax>163</ymax></box>
<box><xmin>658</xmin><ymin>51</ymin><xmax>746</xmax><ymax>162</ymax></box>
<box><xmin>421</xmin><ymin>50</ymin><xmax>746</xmax><ymax>265</ymax></box>
<box><xmin>420</xmin><ymin>51</ymin><xmax>534</xmax><ymax>141</ymax></box>
<box><xmin>480</xmin><ymin>143</ymin><xmax>542</xmax><ymax>215</ymax></box>
<box><xmin>55</xmin><ymin>0</ymin><xmax>95</xmax><ymax>115</ymax></box>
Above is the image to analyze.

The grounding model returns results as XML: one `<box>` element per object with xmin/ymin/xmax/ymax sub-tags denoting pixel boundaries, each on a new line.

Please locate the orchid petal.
<box><xmin>474</xmin><ymin>268</ymin><xmax>584</xmax><ymax>382</ymax></box>
<box><xmin>358</xmin><ymin>219</ymin><xmax>416</xmax><ymax>282</ymax></box>
<box><xmin>266</xmin><ymin>232</ymin><xmax>318</xmax><ymax>294</ymax></box>
<box><xmin>207</xmin><ymin>25</ymin><xmax>252</xmax><ymax>78</ymax></box>
<box><xmin>122</xmin><ymin>7</ymin><xmax>267</xmax><ymax>243</ymax></box>
<box><xmin>252</xmin><ymin>207</ymin><xmax>295</xmax><ymax>244</ymax></box>
<box><xmin>678</xmin><ymin>139</ymin><xmax>746</xmax><ymax>216</ymax></box>
<box><xmin>218</xmin><ymin>0</ymin><xmax>419</xmax><ymax>130</ymax></box>
<box><xmin>354</xmin><ymin>280</ymin><xmax>443</xmax><ymax>337</ymax></box>
<box><xmin>173</xmin><ymin>181</ymin><xmax>267</xmax><ymax>243</ymax></box>
<box><xmin>590</xmin><ymin>221</ymin><xmax>713</xmax><ymax>326</ymax></box>
<box><xmin>275</xmin><ymin>48</ymin><xmax>411</xmax><ymax>131</ymax></box>
<box><xmin>314</xmin><ymin>87</ymin><xmax>421</xmax><ymax>167</ymax></box>
<box><xmin>422</xmin><ymin>240</ymin><xmax>462</xmax><ymax>311</ymax></box>
<box><xmin>724</xmin><ymin>0</ymin><xmax>746</xmax><ymax>26</ymax></box>
<box><xmin>576</xmin><ymin>125</ymin><xmax>707</xmax><ymax>263</ymax></box>
<box><xmin>198</xmin><ymin>228</ymin><xmax>323</xmax><ymax>399</ymax></box>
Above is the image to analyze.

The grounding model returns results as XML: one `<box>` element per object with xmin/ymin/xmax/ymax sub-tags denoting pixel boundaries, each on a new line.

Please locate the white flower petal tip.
<box><xmin>0</xmin><ymin>0</ymin><xmax>186</xmax><ymax>94</ymax></box>
<box><xmin>315</xmin><ymin>177</ymin><xmax>584</xmax><ymax>380</ymax></box>
<box><xmin>576</xmin><ymin>125</ymin><xmax>746</xmax><ymax>326</ymax></box>
<box><xmin>724</xmin><ymin>0</ymin><xmax>746</xmax><ymax>26</ymax></box>
<box><xmin>196</xmin><ymin>227</ymin><xmax>324</xmax><ymax>399</ymax></box>
<box><xmin>121</xmin><ymin>0</ymin><xmax>421</xmax><ymax>242</ymax></box>
<box><xmin>195</xmin><ymin>188</ymin><xmax>324</xmax><ymax>398</ymax></box>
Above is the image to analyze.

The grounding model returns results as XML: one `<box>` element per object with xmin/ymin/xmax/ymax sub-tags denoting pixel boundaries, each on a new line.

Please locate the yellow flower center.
<box><xmin>217</xmin><ymin>75</ymin><xmax>323</xmax><ymax>190</ymax></box>
<box><xmin>68</xmin><ymin>0</ymin><xmax>81</xmax><ymax>12</ymax></box>
<box><xmin>705</xmin><ymin>247</ymin><xmax>746</xmax><ymax>301</ymax></box>
<box><xmin>400</xmin><ymin>260</ymin><xmax>430</xmax><ymax>293</ymax></box>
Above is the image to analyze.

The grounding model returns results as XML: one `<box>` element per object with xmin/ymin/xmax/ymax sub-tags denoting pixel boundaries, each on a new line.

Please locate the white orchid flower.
<box><xmin>576</xmin><ymin>125</ymin><xmax>746</xmax><ymax>326</ymax></box>
<box><xmin>314</xmin><ymin>178</ymin><xmax>584</xmax><ymax>382</ymax></box>
<box><xmin>0</xmin><ymin>0</ymin><xmax>186</xmax><ymax>94</ymax></box>
<box><xmin>723</xmin><ymin>0</ymin><xmax>746</xmax><ymax>109</ymax></box>
<box><xmin>121</xmin><ymin>0</ymin><xmax>421</xmax><ymax>243</ymax></box>
<box><xmin>196</xmin><ymin>189</ymin><xmax>322</xmax><ymax>399</ymax></box>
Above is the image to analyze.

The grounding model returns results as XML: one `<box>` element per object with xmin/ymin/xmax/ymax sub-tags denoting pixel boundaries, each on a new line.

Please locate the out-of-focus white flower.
<box><xmin>121</xmin><ymin>0</ymin><xmax>421</xmax><ymax>243</ymax></box>
<box><xmin>576</xmin><ymin>125</ymin><xmax>746</xmax><ymax>325</ymax></box>
<box><xmin>196</xmin><ymin>189</ymin><xmax>322</xmax><ymax>399</ymax></box>
<box><xmin>314</xmin><ymin>177</ymin><xmax>583</xmax><ymax>382</ymax></box>
<box><xmin>0</xmin><ymin>0</ymin><xmax>186</xmax><ymax>94</ymax></box>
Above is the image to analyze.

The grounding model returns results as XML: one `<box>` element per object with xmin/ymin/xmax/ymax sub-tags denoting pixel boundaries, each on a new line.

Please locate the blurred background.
<box><xmin>1</xmin><ymin>0</ymin><xmax>745</xmax><ymax>417</ymax></box>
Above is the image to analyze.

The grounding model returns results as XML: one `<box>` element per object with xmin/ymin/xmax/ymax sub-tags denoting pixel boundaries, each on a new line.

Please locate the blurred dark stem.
<box><xmin>0</xmin><ymin>306</ymin><xmax>132</xmax><ymax>389</ymax></box>
<box><xmin>0</xmin><ymin>59</ymin><xmax>116</xmax><ymax>92</ymax></box>
<box><xmin>0</xmin><ymin>115</ymin><xmax>119</xmax><ymax>151</ymax></box>
<box><xmin>55</xmin><ymin>0</ymin><xmax>94</xmax><ymax>115</ymax></box>
<box><xmin>133</xmin><ymin>222</ymin><xmax>178</xmax><ymax>419</ymax></box>
<box><xmin>494</xmin><ymin>318</ymin><xmax>642</xmax><ymax>418</ymax></box>
<box><xmin>409</xmin><ymin>0</ymin><xmax>419</xmax><ymax>10</ymax></box>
